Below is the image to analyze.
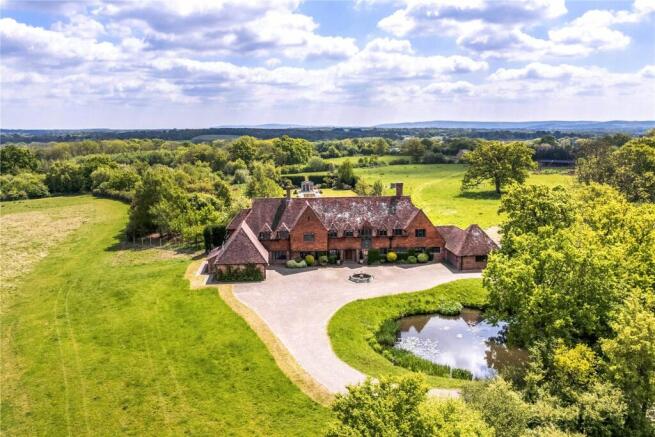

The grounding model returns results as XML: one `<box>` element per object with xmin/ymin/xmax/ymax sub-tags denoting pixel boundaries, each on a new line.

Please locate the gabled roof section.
<box><xmin>259</xmin><ymin>222</ymin><xmax>273</xmax><ymax>233</ymax></box>
<box><xmin>227</xmin><ymin>208</ymin><xmax>251</xmax><ymax>230</ymax></box>
<box><xmin>208</xmin><ymin>222</ymin><xmax>269</xmax><ymax>265</ymax></box>
<box><xmin>439</xmin><ymin>224</ymin><xmax>499</xmax><ymax>257</ymax></box>
<box><xmin>276</xmin><ymin>222</ymin><xmax>290</xmax><ymax>232</ymax></box>
<box><xmin>240</xmin><ymin>196</ymin><xmax>423</xmax><ymax>234</ymax></box>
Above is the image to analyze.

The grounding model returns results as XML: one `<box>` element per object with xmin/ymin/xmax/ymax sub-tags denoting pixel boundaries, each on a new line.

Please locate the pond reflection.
<box><xmin>395</xmin><ymin>308</ymin><xmax>527</xmax><ymax>379</ymax></box>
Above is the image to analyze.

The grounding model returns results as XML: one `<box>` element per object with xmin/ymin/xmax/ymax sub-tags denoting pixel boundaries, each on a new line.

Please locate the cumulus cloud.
<box><xmin>378</xmin><ymin>0</ymin><xmax>654</xmax><ymax>60</ymax></box>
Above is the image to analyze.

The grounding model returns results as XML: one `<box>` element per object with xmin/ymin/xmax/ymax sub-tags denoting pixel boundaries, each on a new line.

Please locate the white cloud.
<box><xmin>378</xmin><ymin>0</ymin><xmax>654</xmax><ymax>60</ymax></box>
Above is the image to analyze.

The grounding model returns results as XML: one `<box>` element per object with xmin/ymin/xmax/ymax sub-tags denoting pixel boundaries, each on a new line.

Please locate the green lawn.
<box><xmin>356</xmin><ymin>164</ymin><xmax>574</xmax><ymax>228</ymax></box>
<box><xmin>1</xmin><ymin>196</ymin><xmax>330</xmax><ymax>435</ymax></box>
<box><xmin>328</xmin><ymin>279</ymin><xmax>488</xmax><ymax>389</ymax></box>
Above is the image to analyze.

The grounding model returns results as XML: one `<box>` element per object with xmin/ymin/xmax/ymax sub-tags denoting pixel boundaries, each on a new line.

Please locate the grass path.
<box><xmin>1</xmin><ymin>196</ymin><xmax>330</xmax><ymax>435</ymax></box>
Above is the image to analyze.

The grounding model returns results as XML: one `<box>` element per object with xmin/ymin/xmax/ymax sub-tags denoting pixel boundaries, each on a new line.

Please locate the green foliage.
<box><xmin>386</xmin><ymin>251</ymin><xmax>397</xmax><ymax>262</ymax></box>
<box><xmin>305</xmin><ymin>254</ymin><xmax>315</xmax><ymax>266</ymax></box>
<box><xmin>353</xmin><ymin>179</ymin><xmax>371</xmax><ymax>195</ymax></box>
<box><xmin>286</xmin><ymin>259</ymin><xmax>307</xmax><ymax>268</ymax></box>
<box><xmin>406</xmin><ymin>255</ymin><xmax>417</xmax><ymax>264</ymax></box>
<box><xmin>375</xmin><ymin>319</ymin><xmax>399</xmax><ymax>347</ymax></box>
<box><xmin>273</xmin><ymin>135</ymin><xmax>314</xmax><ymax>165</ymax></box>
<box><xmin>401</xmin><ymin>138</ymin><xmax>427</xmax><ymax>162</ymax></box>
<box><xmin>463</xmin><ymin>378</ymin><xmax>531</xmax><ymax>437</ymax></box>
<box><xmin>417</xmin><ymin>253</ymin><xmax>429</xmax><ymax>263</ymax></box>
<box><xmin>578</xmin><ymin>136</ymin><xmax>655</xmax><ymax>202</ymax></box>
<box><xmin>203</xmin><ymin>224</ymin><xmax>227</xmax><ymax>252</ymax></box>
<box><xmin>44</xmin><ymin>160</ymin><xmax>85</xmax><ymax>193</ymax></box>
<box><xmin>335</xmin><ymin>160</ymin><xmax>356</xmax><ymax>187</ymax></box>
<box><xmin>367</xmin><ymin>249</ymin><xmax>381</xmax><ymax>264</ymax></box>
<box><xmin>90</xmin><ymin>164</ymin><xmax>140</xmax><ymax>201</ymax></box>
<box><xmin>462</xmin><ymin>141</ymin><xmax>537</xmax><ymax>194</ymax></box>
<box><xmin>245</xmin><ymin>161</ymin><xmax>282</xmax><ymax>198</ymax></box>
<box><xmin>228</xmin><ymin>136</ymin><xmax>258</xmax><ymax>162</ymax></box>
<box><xmin>318</xmin><ymin>255</ymin><xmax>329</xmax><ymax>266</ymax></box>
<box><xmin>215</xmin><ymin>264</ymin><xmax>263</xmax><ymax>282</ymax></box>
<box><xmin>372</xmin><ymin>179</ymin><xmax>384</xmax><ymax>196</ymax></box>
<box><xmin>419</xmin><ymin>398</ymin><xmax>494</xmax><ymax>437</ymax></box>
<box><xmin>327</xmin><ymin>375</ymin><xmax>429</xmax><ymax>437</ymax></box>
<box><xmin>381</xmin><ymin>348</ymin><xmax>473</xmax><ymax>380</ymax></box>
<box><xmin>0</xmin><ymin>172</ymin><xmax>49</xmax><ymax>200</ymax></box>
<box><xmin>0</xmin><ymin>145</ymin><xmax>39</xmax><ymax>174</ymax></box>
<box><xmin>436</xmin><ymin>300</ymin><xmax>463</xmax><ymax>316</ymax></box>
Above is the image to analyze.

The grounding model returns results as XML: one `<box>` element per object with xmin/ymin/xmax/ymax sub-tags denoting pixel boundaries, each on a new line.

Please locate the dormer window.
<box><xmin>393</xmin><ymin>228</ymin><xmax>404</xmax><ymax>236</ymax></box>
<box><xmin>278</xmin><ymin>231</ymin><xmax>289</xmax><ymax>240</ymax></box>
<box><xmin>328</xmin><ymin>230</ymin><xmax>338</xmax><ymax>238</ymax></box>
<box><xmin>378</xmin><ymin>229</ymin><xmax>388</xmax><ymax>236</ymax></box>
<box><xmin>344</xmin><ymin>230</ymin><xmax>354</xmax><ymax>237</ymax></box>
<box><xmin>259</xmin><ymin>232</ymin><xmax>271</xmax><ymax>240</ymax></box>
<box><xmin>360</xmin><ymin>228</ymin><xmax>372</xmax><ymax>237</ymax></box>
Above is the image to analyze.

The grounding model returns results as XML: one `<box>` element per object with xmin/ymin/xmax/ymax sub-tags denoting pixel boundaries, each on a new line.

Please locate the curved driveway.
<box><xmin>232</xmin><ymin>263</ymin><xmax>481</xmax><ymax>394</ymax></box>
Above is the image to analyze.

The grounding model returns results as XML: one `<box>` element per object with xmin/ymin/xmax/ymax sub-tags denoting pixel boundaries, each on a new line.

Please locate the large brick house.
<box><xmin>207</xmin><ymin>183</ymin><xmax>497</xmax><ymax>275</ymax></box>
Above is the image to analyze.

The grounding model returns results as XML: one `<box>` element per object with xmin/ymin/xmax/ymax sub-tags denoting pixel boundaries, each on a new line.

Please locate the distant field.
<box><xmin>323</xmin><ymin>154</ymin><xmax>410</xmax><ymax>165</ymax></box>
<box><xmin>294</xmin><ymin>164</ymin><xmax>574</xmax><ymax>229</ymax></box>
<box><xmin>0</xmin><ymin>196</ymin><xmax>329</xmax><ymax>435</ymax></box>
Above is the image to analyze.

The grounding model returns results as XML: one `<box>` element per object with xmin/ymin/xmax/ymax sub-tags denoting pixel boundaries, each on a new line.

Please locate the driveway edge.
<box><xmin>184</xmin><ymin>260</ymin><xmax>334</xmax><ymax>406</ymax></box>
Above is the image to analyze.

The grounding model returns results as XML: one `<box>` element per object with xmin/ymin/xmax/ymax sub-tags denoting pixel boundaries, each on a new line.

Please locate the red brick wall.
<box><xmin>460</xmin><ymin>255</ymin><xmax>488</xmax><ymax>270</ymax></box>
<box><xmin>390</xmin><ymin>211</ymin><xmax>444</xmax><ymax>250</ymax></box>
<box><xmin>290</xmin><ymin>206</ymin><xmax>328</xmax><ymax>252</ymax></box>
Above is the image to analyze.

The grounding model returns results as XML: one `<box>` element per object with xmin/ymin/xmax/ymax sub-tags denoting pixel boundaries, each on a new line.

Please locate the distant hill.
<box><xmin>376</xmin><ymin>120</ymin><xmax>655</xmax><ymax>133</ymax></box>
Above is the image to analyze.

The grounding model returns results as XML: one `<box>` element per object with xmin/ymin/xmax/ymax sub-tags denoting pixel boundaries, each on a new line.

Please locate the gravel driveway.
<box><xmin>232</xmin><ymin>263</ymin><xmax>481</xmax><ymax>394</ymax></box>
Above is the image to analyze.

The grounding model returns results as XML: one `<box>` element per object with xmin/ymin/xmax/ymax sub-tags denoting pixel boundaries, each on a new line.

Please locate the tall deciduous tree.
<box><xmin>461</xmin><ymin>141</ymin><xmax>536</xmax><ymax>194</ymax></box>
<box><xmin>245</xmin><ymin>161</ymin><xmax>282</xmax><ymax>198</ymax></box>
<box><xmin>0</xmin><ymin>145</ymin><xmax>39</xmax><ymax>174</ymax></box>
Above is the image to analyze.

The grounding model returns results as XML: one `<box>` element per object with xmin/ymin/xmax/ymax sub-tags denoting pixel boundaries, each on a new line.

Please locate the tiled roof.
<box><xmin>437</xmin><ymin>224</ymin><xmax>498</xmax><ymax>256</ymax></box>
<box><xmin>231</xmin><ymin>196</ymin><xmax>422</xmax><ymax>234</ymax></box>
<box><xmin>208</xmin><ymin>222</ymin><xmax>268</xmax><ymax>265</ymax></box>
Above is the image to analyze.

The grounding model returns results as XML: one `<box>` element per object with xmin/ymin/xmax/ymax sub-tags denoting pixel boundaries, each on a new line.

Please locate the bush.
<box><xmin>286</xmin><ymin>259</ymin><xmax>307</xmax><ymax>268</ymax></box>
<box><xmin>436</xmin><ymin>301</ymin><xmax>463</xmax><ymax>316</ymax></box>
<box><xmin>305</xmin><ymin>254</ymin><xmax>315</xmax><ymax>266</ymax></box>
<box><xmin>367</xmin><ymin>249</ymin><xmax>381</xmax><ymax>265</ymax></box>
<box><xmin>386</xmin><ymin>251</ymin><xmax>398</xmax><ymax>262</ymax></box>
<box><xmin>319</xmin><ymin>255</ymin><xmax>329</xmax><ymax>266</ymax></box>
<box><xmin>215</xmin><ymin>264</ymin><xmax>263</xmax><ymax>282</ymax></box>
<box><xmin>0</xmin><ymin>172</ymin><xmax>50</xmax><ymax>200</ymax></box>
<box><xmin>417</xmin><ymin>253</ymin><xmax>429</xmax><ymax>263</ymax></box>
<box><xmin>328</xmin><ymin>254</ymin><xmax>338</xmax><ymax>264</ymax></box>
<box><xmin>407</xmin><ymin>256</ymin><xmax>418</xmax><ymax>264</ymax></box>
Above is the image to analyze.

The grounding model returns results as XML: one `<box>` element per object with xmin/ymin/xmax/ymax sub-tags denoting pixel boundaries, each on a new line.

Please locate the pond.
<box><xmin>394</xmin><ymin>308</ymin><xmax>527</xmax><ymax>379</ymax></box>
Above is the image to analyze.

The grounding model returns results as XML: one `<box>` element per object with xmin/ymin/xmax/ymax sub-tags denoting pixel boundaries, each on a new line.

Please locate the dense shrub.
<box><xmin>407</xmin><ymin>255</ymin><xmax>417</xmax><ymax>264</ymax></box>
<box><xmin>286</xmin><ymin>259</ymin><xmax>307</xmax><ymax>268</ymax></box>
<box><xmin>386</xmin><ymin>251</ymin><xmax>398</xmax><ymax>262</ymax></box>
<box><xmin>436</xmin><ymin>301</ymin><xmax>463</xmax><ymax>316</ymax></box>
<box><xmin>305</xmin><ymin>254</ymin><xmax>315</xmax><ymax>266</ymax></box>
<box><xmin>215</xmin><ymin>264</ymin><xmax>263</xmax><ymax>282</ymax></box>
<box><xmin>328</xmin><ymin>254</ymin><xmax>338</xmax><ymax>264</ymax></box>
<box><xmin>389</xmin><ymin>158</ymin><xmax>411</xmax><ymax>165</ymax></box>
<box><xmin>417</xmin><ymin>253</ymin><xmax>429</xmax><ymax>263</ymax></box>
<box><xmin>0</xmin><ymin>172</ymin><xmax>49</xmax><ymax>200</ymax></box>
<box><xmin>367</xmin><ymin>249</ymin><xmax>381</xmax><ymax>264</ymax></box>
<box><xmin>319</xmin><ymin>255</ymin><xmax>329</xmax><ymax>266</ymax></box>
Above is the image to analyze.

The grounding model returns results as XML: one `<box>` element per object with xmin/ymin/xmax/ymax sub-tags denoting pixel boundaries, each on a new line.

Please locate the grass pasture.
<box><xmin>358</xmin><ymin>164</ymin><xmax>573</xmax><ymax>228</ymax></box>
<box><xmin>328</xmin><ymin>279</ymin><xmax>488</xmax><ymax>389</ymax></box>
<box><xmin>1</xmin><ymin>196</ymin><xmax>329</xmax><ymax>435</ymax></box>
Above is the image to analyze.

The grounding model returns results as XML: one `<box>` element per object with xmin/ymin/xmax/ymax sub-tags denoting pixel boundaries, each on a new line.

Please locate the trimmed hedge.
<box><xmin>305</xmin><ymin>254</ymin><xmax>315</xmax><ymax>266</ymax></box>
<box><xmin>386</xmin><ymin>251</ymin><xmax>398</xmax><ymax>262</ymax></box>
<box><xmin>286</xmin><ymin>259</ymin><xmax>307</xmax><ymax>268</ymax></box>
<box><xmin>215</xmin><ymin>264</ymin><xmax>263</xmax><ymax>282</ymax></box>
<box><xmin>417</xmin><ymin>253</ymin><xmax>429</xmax><ymax>263</ymax></box>
<box><xmin>367</xmin><ymin>249</ymin><xmax>381</xmax><ymax>265</ymax></box>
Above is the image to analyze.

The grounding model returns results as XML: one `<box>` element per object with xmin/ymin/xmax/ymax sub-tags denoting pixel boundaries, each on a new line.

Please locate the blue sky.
<box><xmin>1</xmin><ymin>0</ymin><xmax>654</xmax><ymax>128</ymax></box>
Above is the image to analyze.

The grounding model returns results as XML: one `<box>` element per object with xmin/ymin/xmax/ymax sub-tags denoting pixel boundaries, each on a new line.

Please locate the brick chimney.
<box><xmin>390</xmin><ymin>182</ymin><xmax>404</xmax><ymax>197</ymax></box>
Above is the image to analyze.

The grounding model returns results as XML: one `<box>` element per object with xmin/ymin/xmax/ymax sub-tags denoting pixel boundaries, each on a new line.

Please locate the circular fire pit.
<box><xmin>349</xmin><ymin>273</ymin><xmax>373</xmax><ymax>283</ymax></box>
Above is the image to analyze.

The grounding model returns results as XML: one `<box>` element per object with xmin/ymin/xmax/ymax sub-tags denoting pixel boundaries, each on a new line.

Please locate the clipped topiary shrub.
<box><xmin>305</xmin><ymin>254</ymin><xmax>315</xmax><ymax>266</ymax></box>
<box><xmin>417</xmin><ymin>253</ymin><xmax>429</xmax><ymax>263</ymax></box>
<box><xmin>407</xmin><ymin>256</ymin><xmax>417</xmax><ymax>264</ymax></box>
<box><xmin>286</xmin><ymin>259</ymin><xmax>308</xmax><ymax>269</ymax></box>
<box><xmin>319</xmin><ymin>255</ymin><xmax>329</xmax><ymax>266</ymax></box>
<box><xmin>328</xmin><ymin>254</ymin><xmax>338</xmax><ymax>264</ymax></box>
<box><xmin>367</xmin><ymin>249</ymin><xmax>381</xmax><ymax>265</ymax></box>
<box><xmin>386</xmin><ymin>251</ymin><xmax>398</xmax><ymax>262</ymax></box>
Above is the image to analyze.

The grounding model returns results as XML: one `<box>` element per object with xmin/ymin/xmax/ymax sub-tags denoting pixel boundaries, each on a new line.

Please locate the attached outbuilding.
<box><xmin>207</xmin><ymin>222</ymin><xmax>268</xmax><ymax>279</ymax></box>
<box><xmin>437</xmin><ymin>224</ymin><xmax>499</xmax><ymax>271</ymax></box>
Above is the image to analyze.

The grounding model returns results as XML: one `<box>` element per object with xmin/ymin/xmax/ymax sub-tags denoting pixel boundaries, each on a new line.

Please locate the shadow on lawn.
<box><xmin>456</xmin><ymin>190</ymin><xmax>500</xmax><ymax>200</ymax></box>
<box><xmin>104</xmin><ymin>229</ymin><xmax>205</xmax><ymax>259</ymax></box>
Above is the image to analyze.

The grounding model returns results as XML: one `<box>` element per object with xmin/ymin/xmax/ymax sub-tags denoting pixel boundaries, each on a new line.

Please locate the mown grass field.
<box><xmin>328</xmin><ymin>279</ymin><xmax>488</xmax><ymax>389</ymax></box>
<box><xmin>357</xmin><ymin>164</ymin><xmax>573</xmax><ymax>228</ymax></box>
<box><xmin>290</xmin><ymin>163</ymin><xmax>574</xmax><ymax>228</ymax></box>
<box><xmin>1</xmin><ymin>196</ymin><xmax>330</xmax><ymax>435</ymax></box>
